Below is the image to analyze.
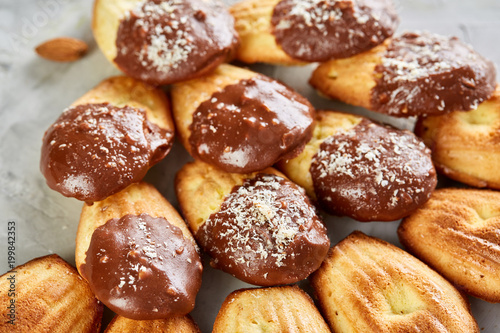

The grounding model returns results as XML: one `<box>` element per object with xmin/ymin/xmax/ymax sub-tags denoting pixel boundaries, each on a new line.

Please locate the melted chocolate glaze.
<box><xmin>271</xmin><ymin>0</ymin><xmax>398</xmax><ymax>62</ymax></box>
<box><xmin>189</xmin><ymin>75</ymin><xmax>315</xmax><ymax>173</ymax></box>
<box><xmin>40</xmin><ymin>103</ymin><xmax>173</xmax><ymax>202</ymax></box>
<box><xmin>310</xmin><ymin>119</ymin><xmax>437</xmax><ymax>221</ymax></box>
<box><xmin>372</xmin><ymin>32</ymin><xmax>497</xmax><ymax>117</ymax></box>
<box><xmin>196</xmin><ymin>174</ymin><xmax>330</xmax><ymax>286</ymax></box>
<box><xmin>80</xmin><ymin>214</ymin><xmax>202</xmax><ymax>320</ymax></box>
<box><xmin>114</xmin><ymin>0</ymin><xmax>238</xmax><ymax>85</ymax></box>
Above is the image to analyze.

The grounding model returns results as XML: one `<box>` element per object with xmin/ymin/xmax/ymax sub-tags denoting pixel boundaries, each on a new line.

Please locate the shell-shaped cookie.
<box><xmin>93</xmin><ymin>0</ymin><xmax>238</xmax><ymax>85</ymax></box>
<box><xmin>278</xmin><ymin>110</ymin><xmax>437</xmax><ymax>222</ymax></box>
<box><xmin>40</xmin><ymin>76</ymin><xmax>175</xmax><ymax>202</ymax></box>
<box><xmin>176</xmin><ymin>160</ymin><xmax>329</xmax><ymax>286</ymax></box>
<box><xmin>76</xmin><ymin>182</ymin><xmax>203</xmax><ymax>320</ymax></box>
<box><xmin>310</xmin><ymin>31</ymin><xmax>496</xmax><ymax>117</ymax></box>
<box><xmin>311</xmin><ymin>231</ymin><xmax>479</xmax><ymax>333</ymax></box>
<box><xmin>171</xmin><ymin>64</ymin><xmax>315</xmax><ymax>173</ymax></box>
<box><xmin>0</xmin><ymin>254</ymin><xmax>103</xmax><ymax>333</ymax></box>
<box><xmin>415</xmin><ymin>87</ymin><xmax>500</xmax><ymax>189</ymax></box>
<box><xmin>398</xmin><ymin>188</ymin><xmax>500</xmax><ymax>303</ymax></box>
<box><xmin>230</xmin><ymin>0</ymin><xmax>398</xmax><ymax>64</ymax></box>
<box><xmin>212</xmin><ymin>286</ymin><xmax>331</xmax><ymax>333</ymax></box>
<box><xmin>105</xmin><ymin>315</ymin><xmax>200</xmax><ymax>332</ymax></box>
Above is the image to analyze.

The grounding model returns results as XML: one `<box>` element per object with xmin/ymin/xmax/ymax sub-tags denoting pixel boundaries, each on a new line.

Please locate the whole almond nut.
<box><xmin>35</xmin><ymin>37</ymin><xmax>88</xmax><ymax>62</ymax></box>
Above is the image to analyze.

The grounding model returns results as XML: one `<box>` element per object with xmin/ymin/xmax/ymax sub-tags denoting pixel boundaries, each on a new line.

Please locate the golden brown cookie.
<box><xmin>105</xmin><ymin>315</ymin><xmax>200</xmax><ymax>333</ymax></box>
<box><xmin>415</xmin><ymin>87</ymin><xmax>500</xmax><ymax>189</ymax></box>
<box><xmin>398</xmin><ymin>188</ymin><xmax>500</xmax><ymax>303</ymax></box>
<box><xmin>175</xmin><ymin>160</ymin><xmax>329</xmax><ymax>286</ymax></box>
<box><xmin>230</xmin><ymin>0</ymin><xmax>398</xmax><ymax>65</ymax></box>
<box><xmin>310</xmin><ymin>32</ymin><xmax>496</xmax><ymax>117</ymax></box>
<box><xmin>76</xmin><ymin>182</ymin><xmax>203</xmax><ymax>320</ymax></box>
<box><xmin>212</xmin><ymin>286</ymin><xmax>331</xmax><ymax>333</ymax></box>
<box><xmin>93</xmin><ymin>0</ymin><xmax>238</xmax><ymax>85</ymax></box>
<box><xmin>311</xmin><ymin>231</ymin><xmax>479</xmax><ymax>333</ymax></box>
<box><xmin>0</xmin><ymin>254</ymin><xmax>103</xmax><ymax>333</ymax></box>
<box><xmin>171</xmin><ymin>64</ymin><xmax>315</xmax><ymax>173</ymax></box>
<box><xmin>40</xmin><ymin>76</ymin><xmax>175</xmax><ymax>202</ymax></box>
<box><xmin>278</xmin><ymin>110</ymin><xmax>437</xmax><ymax>222</ymax></box>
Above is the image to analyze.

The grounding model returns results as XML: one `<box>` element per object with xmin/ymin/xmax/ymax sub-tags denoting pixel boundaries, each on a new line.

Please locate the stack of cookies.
<box><xmin>2</xmin><ymin>0</ymin><xmax>498</xmax><ymax>332</ymax></box>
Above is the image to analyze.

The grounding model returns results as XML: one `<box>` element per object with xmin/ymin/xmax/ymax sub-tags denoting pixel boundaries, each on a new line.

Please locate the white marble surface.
<box><xmin>0</xmin><ymin>0</ymin><xmax>499</xmax><ymax>331</ymax></box>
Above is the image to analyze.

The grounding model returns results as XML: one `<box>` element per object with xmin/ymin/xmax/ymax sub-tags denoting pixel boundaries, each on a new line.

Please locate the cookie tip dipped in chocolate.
<box><xmin>230</xmin><ymin>0</ymin><xmax>398</xmax><ymax>65</ymax></box>
<box><xmin>176</xmin><ymin>160</ymin><xmax>330</xmax><ymax>286</ymax></box>
<box><xmin>279</xmin><ymin>110</ymin><xmax>437</xmax><ymax>222</ymax></box>
<box><xmin>76</xmin><ymin>182</ymin><xmax>202</xmax><ymax>320</ymax></box>
<box><xmin>310</xmin><ymin>31</ymin><xmax>497</xmax><ymax>117</ymax></box>
<box><xmin>172</xmin><ymin>64</ymin><xmax>315</xmax><ymax>174</ymax></box>
<box><xmin>40</xmin><ymin>76</ymin><xmax>175</xmax><ymax>203</ymax></box>
<box><xmin>93</xmin><ymin>0</ymin><xmax>239</xmax><ymax>85</ymax></box>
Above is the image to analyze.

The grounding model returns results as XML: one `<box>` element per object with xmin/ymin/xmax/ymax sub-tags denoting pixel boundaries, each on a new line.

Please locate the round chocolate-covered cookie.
<box><xmin>93</xmin><ymin>0</ymin><xmax>239</xmax><ymax>85</ymax></box>
<box><xmin>172</xmin><ymin>64</ymin><xmax>315</xmax><ymax>173</ymax></box>
<box><xmin>176</xmin><ymin>161</ymin><xmax>330</xmax><ymax>286</ymax></box>
<box><xmin>278</xmin><ymin>110</ymin><xmax>437</xmax><ymax>222</ymax></box>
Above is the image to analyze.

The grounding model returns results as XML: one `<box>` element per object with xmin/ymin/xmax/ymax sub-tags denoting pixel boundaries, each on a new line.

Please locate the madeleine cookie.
<box><xmin>176</xmin><ymin>160</ymin><xmax>329</xmax><ymax>286</ymax></box>
<box><xmin>230</xmin><ymin>0</ymin><xmax>398</xmax><ymax>64</ymax></box>
<box><xmin>40</xmin><ymin>76</ymin><xmax>174</xmax><ymax>203</ymax></box>
<box><xmin>415</xmin><ymin>87</ymin><xmax>500</xmax><ymax>189</ymax></box>
<box><xmin>278</xmin><ymin>110</ymin><xmax>437</xmax><ymax>222</ymax></box>
<box><xmin>0</xmin><ymin>254</ymin><xmax>103</xmax><ymax>332</ymax></box>
<box><xmin>105</xmin><ymin>315</ymin><xmax>200</xmax><ymax>332</ymax></box>
<box><xmin>213</xmin><ymin>286</ymin><xmax>330</xmax><ymax>333</ymax></box>
<box><xmin>93</xmin><ymin>0</ymin><xmax>238</xmax><ymax>85</ymax></box>
<box><xmin>398</xmin><ymin>188</ymin><xmax>500</xmax><ymax>303</ymax></box>
<box><xmin>310</xmin><ymin>31</ymin><xmax>496</xmax><ymax>117</ymax></box>
<box><xmin>311</xmin><ymin>231</ymin><xmax>479</xmax><ymax>333</ymax></box>
<box><xmin>172</xmin><ymin>64</ymin><xmax>315</xmax><ymax>173</ymax></box>
<box><xmin>75</xmin><ymin>182</ymin><xmax>202</xmax><ymax>320</ymax></box>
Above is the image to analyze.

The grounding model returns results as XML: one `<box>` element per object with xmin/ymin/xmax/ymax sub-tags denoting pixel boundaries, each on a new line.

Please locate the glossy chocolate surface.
<box><xmin>40</xmin><ymin>103</ymin><xmax>173</xmax><ymax>202</ymax></box>
<box><xmin>189</xmin><ymin>75</ymin><xmax>315</xmax><ymax>173</ymax></box>
<box><xmin>80</xmin><ymin>214</ymin><xmax>203</xmax><ymax>320</ymax></box>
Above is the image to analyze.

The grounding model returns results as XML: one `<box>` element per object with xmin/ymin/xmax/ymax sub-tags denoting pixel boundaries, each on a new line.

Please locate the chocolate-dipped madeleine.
<box><xmin>93</xmin><ymin>0</ymin><xmax>239</xmax><ymax>85</ymax></box>
<box><xmin>278</xmin><ymin>110</ymin><xmax>437</xmax><ymax>222</ymax></box>
<box><xmin>40</xmin><ymin>76</ymin><xmax>174</xmax><ymax>203</ymax></box>
<box><xmin>75</xmin><ymin>182</ymin><xmax>202</xmax><ymax>320</ymax></box>
<box><xmin>310</xmin><ymin>31</ymin><xmax>496</xmax><ymax>117</ymax></box>
<box><xmin>172</xmin><ymin>64</ymin><xmax>315</xmax><ymax>173</ymax></box>
<box><xmin>175</xmin><ymin>160</ymin><xmax>329</xmax><ymax>286</ymax></box>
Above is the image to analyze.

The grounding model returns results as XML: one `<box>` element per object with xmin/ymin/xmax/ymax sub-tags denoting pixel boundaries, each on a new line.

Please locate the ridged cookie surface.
<box><xmin>213</xmin><ymin>286</ymin><xmax>331</xmax><ymax>333</ymax></box>
<box><xmin>0</xmin><ymin>254</ymin><xmax>103</xmax><ymax>333</ymax></box>
<box><xmin>311</xmin><ymin>231</ymin><xmax>479</xmax><ymax>333</ymax></box>
<box><xmin>105</xmin><ymin>315</ymin><xmax>200</xmax><ymax>333</ymax></box>
<box><xmin>415</xmin><ymin>87</ymin><xmax>500</xmax><ymax>189</ymax></box>
<box><xmin>398</xmin><ymin>188</ymin><xmax>500</xmax><ymax>303</ymax></box>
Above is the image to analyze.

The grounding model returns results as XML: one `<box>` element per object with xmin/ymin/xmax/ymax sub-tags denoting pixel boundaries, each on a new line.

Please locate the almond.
<box><xmin>35</xmin><ymin>37</ymin><xmax>88</xmax><ymax>62</ymax></box>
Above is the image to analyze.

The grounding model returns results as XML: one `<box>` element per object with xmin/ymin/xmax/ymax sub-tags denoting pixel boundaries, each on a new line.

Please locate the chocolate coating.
<box><xmin>40</xmin><ymin>103</ymin><xmax>173</xmax><ymax>202</ymax></box>
<box><xmin>196</xmin><ymin>173</ymin><xmax>330</xmax><ymax>286</ymax></box>
<box><xmin>114</xmin><ymin>0</ymin><xmax>238</xmax><ymax>85</ymax></box>
<box><xmin>271</xmin><ymin>0</ymin><xmax>398</xmax><ymax>62</ymax></box>
<box><xmin>80</xmin><ymin>214</ymin><xmax>203</xmax><ymax>320</ymax></box>
<box><xmin>189</xmin><ymin>75</ymin><xmax>315</xmax><ymax>173</ymax></box>
<box><xmin>372</xmin><ymin>31</ymin><xmax>497</xmax><ymax>117</ymax></box>
<box><xmin>310</xmin><ymin>119</ymin><xmax>437</xmax><ymax>221</ymax></box>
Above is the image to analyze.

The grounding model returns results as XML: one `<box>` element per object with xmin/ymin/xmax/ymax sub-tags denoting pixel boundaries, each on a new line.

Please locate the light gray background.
<box><xmin>0</xmin><ymin>0</ymin><xmax>499</xmax><ymax>331</ymax></box>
